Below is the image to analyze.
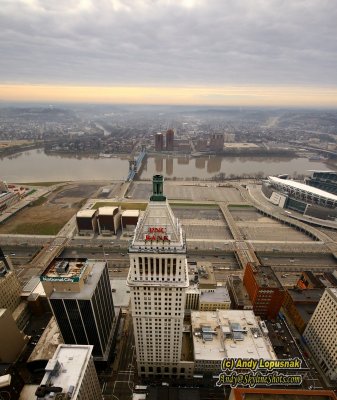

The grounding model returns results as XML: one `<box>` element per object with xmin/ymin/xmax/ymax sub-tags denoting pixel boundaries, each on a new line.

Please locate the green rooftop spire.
<box><xmin>150</xmin><ymin>175</ymin><xmax>166</xmax><ymax>201</ymax></box>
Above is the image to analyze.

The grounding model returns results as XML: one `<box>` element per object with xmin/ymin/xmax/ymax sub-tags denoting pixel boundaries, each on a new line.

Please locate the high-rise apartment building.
<box><xmin>41</xmin><ymin>258</ymin><xmax>116</xmax><ymax>362</ymax></box>
<box><xmin>303</xmin><ymin>288</ymin><xmax>337</xmax><ymax>382</ymax></box>
<box><xmin>35</xmin><ymin>344</ymin><xmax>102</xmax><ymax>400</ymax></box>
<box><xmin>209</xmin><ymin>133</ymin><xmax>224</xmax><ymax>152</ymax></box>
<box><xmin>127</xmin><ymin>175</ymin><xmax>191</xmax><ymax>378</ymax></box>
<box><xmin>166</xmin><ymin>129</ymin><xmax>174</xmax><ymax>151</ymax></box>
<box><xmin>154</xmin><ymin>132</ymin><xmax>164</xmax><ymax>152</ymax></box>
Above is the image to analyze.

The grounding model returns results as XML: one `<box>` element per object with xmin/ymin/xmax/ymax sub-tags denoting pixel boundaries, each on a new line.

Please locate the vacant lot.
<box><xmin>0</xmin><ymin>183</ymin><xmax>102</xmax><ymax>235</ymax></box>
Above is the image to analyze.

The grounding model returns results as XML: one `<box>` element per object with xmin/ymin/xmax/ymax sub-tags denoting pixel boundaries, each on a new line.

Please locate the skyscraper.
<box><xmin>127</xmin><ymin>175</ymin><xmax>191</xmax><ymax>378</ymax></box>
<box><xmin>304</xmin><ymin>288</ymin><xmax>337</xmax><ymax>382</ymax></box>
<box><xmin>166</xmin><ymin>129</ymin><xmax>174</xmax><ymax>151</ymax></box>
<box><xmin>41</xmin><ymin>258</ymin><xmax>116</xmax><ymax>362</ymax></box>
<box><xmin>154</xmin><ymin>132</ymin><xmax>164</xmax><ymax>152</ymax></box>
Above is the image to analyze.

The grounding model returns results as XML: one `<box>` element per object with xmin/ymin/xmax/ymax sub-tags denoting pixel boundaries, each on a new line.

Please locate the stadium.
<box><xmin>262</xmin><ymin>174</ymin><xmax>337</xmax><ymax>222</ymax></box>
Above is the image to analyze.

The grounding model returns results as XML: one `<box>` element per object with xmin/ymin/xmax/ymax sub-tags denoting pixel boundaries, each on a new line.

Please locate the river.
<box><xmin>0</xmin><ymin>149</ymin><xmax>335</xmax><ymax>182</ymax></box>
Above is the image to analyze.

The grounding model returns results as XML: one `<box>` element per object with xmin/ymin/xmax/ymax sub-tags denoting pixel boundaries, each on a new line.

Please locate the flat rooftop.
<box><xmin>191</xmin><ymin>310</ymin><xmax>276</xmax><ymax>361</ymax></box>
<box><xmin>287</xmin><ymin>288</ymin><xmax>324</xmax><ymax>303</ymax></box>
<box><xmin>41</xmin><ymin>258</ymin><xmax>88</xmax><ymax>282</ymax></box>
<box><xmin>49</xmin><ymin>261</ymin><xmax>105</xmax><ymax>300</ymax></box>
<box><xmin>197</xmin><ymin>263</ymin><xmax>216</xmax><ymax>287</ymax></box>
<box><xmin>122</xmin><ymin>210</ymin><xmax>140</xmax><ymax>217</ymax></box>
<box><xmin>98</xmin><ymin>206</ymin><xmax>118</xmax><ymax>216</ymax></box>
<box><xmin>28</xmin><ymin>317</ymin><xmax>63</xmax><ymax>362</ymax></box>
<box><xmin>253</xmin><ymin>265</ymin><xmax>283</xmax><ymax>289</ymax></box>
<box><xmin>38</xmin><ymin>344</ymin><xmax>93</xmax><ymax>399</ymax></box>
<box><xmin>76</xmin><ymin>209</ymin><xmax>97</xmax><ymax>218</ymax></box>
<box><xmin>200</xmin><ymin>287</ymin><xmax>230</xmax><ymax>303</ymax></box>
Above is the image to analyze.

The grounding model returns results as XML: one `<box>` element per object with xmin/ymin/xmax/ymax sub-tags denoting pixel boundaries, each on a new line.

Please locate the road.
<box><xmin>100</xmin><ymin>312</ymin><xmax>137</xmax><ymax>400</ymax></box>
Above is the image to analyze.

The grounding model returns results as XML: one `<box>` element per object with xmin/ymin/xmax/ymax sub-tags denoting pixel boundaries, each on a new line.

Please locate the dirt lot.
<box><xmin>0</xmin><ymin>183</ymin><xmax>102</xmax><ymax>235</ymax></box>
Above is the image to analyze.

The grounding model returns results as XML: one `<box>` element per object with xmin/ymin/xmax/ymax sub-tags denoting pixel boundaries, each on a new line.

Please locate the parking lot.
<box><xmin>184</xmin><ymin>225</ymin><xmax>233</xmax><ymax>240</ymax></box>
<box><xmin>230</xmin><ymin>207</ymin><xmax>314</xmax><ymax>241</ymax></box>
<box><xmin>172</xmin><ymin>206</ymin><xmax>224</xmax><ymax>221</ymax></box>
<box><xmin>127</xmin><ymin>181</ymin><xmax>244</xmax><ymax>202</ymax></box>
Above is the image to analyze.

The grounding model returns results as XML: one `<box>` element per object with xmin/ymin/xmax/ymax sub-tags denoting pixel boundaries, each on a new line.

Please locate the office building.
<box><xmin>76</xmin><ymin>209</ymin><xmax>98</xmax><ymax>236</ymax></box>
<box><xmin>297</xmin><ymin>270</ymin><xmax>337</xmax><ymax>289</ymax></box>
<box><xmin>283</xmin><ymin>288</ymin><xmax>323</xmax><ymax>334</ymax></box>
<box><xmin>0</xmin><ymin>309</ymin><xmax>28</xmax><ymax>363</ymax></box>
<box><xmin>35</xmin><ymin>344</ymin><xmax>102</xmax><ymax>400</ymax></box>
<box><xmin>243</xmin><ymin>263</ymin><xmax>285</xmax><ymax>319</ymax></box>
<box><xmin>97</xmin><ymin>206</ymin><xmax>120</xmax><ymax>235</ymax></box>
<box><xmin>227</xmin><ymin>275</ymin><xmax>253</xmax><ymax>310</ymax></box>
<box><xmin>127</xmin><ymin>175</ymin><xmax>192</xmax><ymax>378</ymax></box>
<box><xmin>154</xmin><ymin>132</ymin><xmax>164</xmax><ymax>152</ymax></box>
<box><xmin>0</xmin><ymin>258</ymin><xmax>21</xmax><ymax>313</ymax></box>
<box><xmin>191</xmin><ymin>309</ymin><xmax>276</xmax><ymax>375</ymax></box>
<box><xmin>41</xmin><ymin>258</ymin><xmax>116</xmax><ymax>362</ymax></box>
<box><xmin>199</xmin><ymin>287</ymin><xmax>231</xmax><ymax>311</ymax></box>
<box><xmin>304</xmin><ymin>288</ymin><xmax>337</xmax><ymax>382</ymax></box>
<box><xmin>166</xmin><ymin>129</ymin><xmax>174</xmax><ymax>151</ymax></box>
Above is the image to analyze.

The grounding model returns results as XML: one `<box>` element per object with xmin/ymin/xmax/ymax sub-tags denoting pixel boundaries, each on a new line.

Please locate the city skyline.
<box><xmin>1</xmin><ymin>0</ymin><xmax>337</xmax><ymax>107</ymax></box>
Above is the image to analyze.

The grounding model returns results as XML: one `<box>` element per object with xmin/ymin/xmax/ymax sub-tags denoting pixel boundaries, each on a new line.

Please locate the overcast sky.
<box><xmin>1</xmin><ymin>0</ymin><xmax>337</xmax><ymax>105</ymax></box>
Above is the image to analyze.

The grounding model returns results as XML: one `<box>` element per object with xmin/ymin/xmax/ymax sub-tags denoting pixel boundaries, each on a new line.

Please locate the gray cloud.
<box><xmin>0</xmin><ymin>0</ymin><xmax>336</xmax><ymax>86</ymax></box>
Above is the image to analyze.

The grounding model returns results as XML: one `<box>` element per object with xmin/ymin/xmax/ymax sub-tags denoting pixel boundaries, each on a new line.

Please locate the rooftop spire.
<box><xmin>150</xmin><ymin>175</ymin><xmax>166</xmax><ymax>201</ymax></box>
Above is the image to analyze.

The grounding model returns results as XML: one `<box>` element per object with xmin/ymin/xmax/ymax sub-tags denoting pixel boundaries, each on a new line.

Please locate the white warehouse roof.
<box><xmin>76</xmin><ymin>209</ymin><xmax>97</xmax><ymax>218</ymax></box>
<box><xmin>122</xmin><ymin>210</ymin><xmax>140</xmax><ymax>217</ymax></box>
<box><xmin>268</xmin><ymin>176</ymin><xmax>337</xmax><ymax>202</ymax></box>
<box><xmin>98</xmin><ymin>206</ymin><xmax>118</xmax><ymax>216</ymax></box>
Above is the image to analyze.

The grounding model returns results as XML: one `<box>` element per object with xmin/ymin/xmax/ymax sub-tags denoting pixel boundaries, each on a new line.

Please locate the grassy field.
<box><xmin>16</xmin><ymin>181</ymin><xmax>68</xmax><ymax>186</ymax></box>
<box><xmin>9</xmin><ymin>222</ymin><xmax>65</xmax><ymax>235</ymax></box>
<box><xmin>31</xmin><ymin>196</ymin><xmax>48</xmax><ymax>206</ymax></box>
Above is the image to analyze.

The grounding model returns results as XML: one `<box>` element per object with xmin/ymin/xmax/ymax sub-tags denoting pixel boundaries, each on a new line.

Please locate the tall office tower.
<box><xmin>166</xmin><ymin>129</ymin><xmax>174</xmax><ymax>151</ymax></box>
<box><xmin>209</xmin><ymin>133</ymin><xmax>224</xmax><ymax>152</ymax></box>
<box><xmin>41</xmin><ymin>258</ymin><xmax>116</xmax><ymax>362</ymax></box>
<box><xmin>154</xmin><ymin>132</ymin><xmax>164</xmax><ymax>152</ymax></box>
<box><xmin>0</xmin><ymin>250</ymin><xmax>21</xmax><ymax>312</ymax></box>
<box><xmin>127</xmin><ymin>175</ymin><xmax>190</xmax><ymax>378</ymax></box>
<box><xmin>304</xmin><ymin>288</ymin><xmax>337</xmax><ymax>382</ymax></box>
<box><xmin>35</xmin><ymin>344</ymin><xmax>102</xmax><ymax>400</ymax></box>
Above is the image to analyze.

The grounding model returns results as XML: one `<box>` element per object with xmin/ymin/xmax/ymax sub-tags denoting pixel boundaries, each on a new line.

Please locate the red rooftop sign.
<box><xmin>145</xmin><ymin>227</ymin><xmax>170</xmax><ymax>242</ymax></box>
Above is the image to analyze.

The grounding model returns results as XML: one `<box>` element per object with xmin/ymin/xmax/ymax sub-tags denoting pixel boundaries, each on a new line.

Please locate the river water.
<box><xmin>0</xmin><ymin>149</ymin><xmax>334</xmax><ymax>182</ymax></box>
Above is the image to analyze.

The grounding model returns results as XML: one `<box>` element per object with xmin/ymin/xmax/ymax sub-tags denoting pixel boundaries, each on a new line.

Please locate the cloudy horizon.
<box><xmin>1</xmin><ymin>0</ymin><xmax>337</xmax><ymax>106</ymax></box>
